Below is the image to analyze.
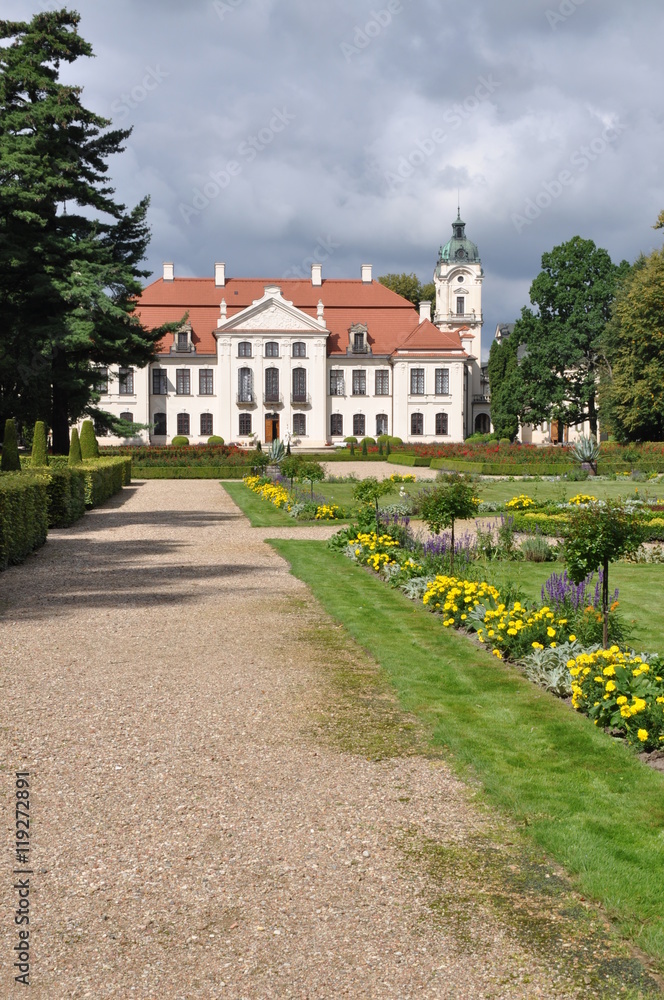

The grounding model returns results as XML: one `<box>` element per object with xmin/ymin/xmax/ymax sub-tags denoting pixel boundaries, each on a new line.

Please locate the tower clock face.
<box><xmin>456</xmin><ymin>248</ymin><xmax>466</xmax><ymax>260</ymax></box>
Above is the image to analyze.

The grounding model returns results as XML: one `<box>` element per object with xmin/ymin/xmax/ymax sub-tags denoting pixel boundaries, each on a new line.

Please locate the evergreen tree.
<box><xmin>79</xmin><ymin>419</ymin><xmax>99</xmax><ymax>459</ymax></box>
<box><xmin>68</xmin><ymin>426</ymin><xmax>82</xmax><ymax>465</ymax></box>
<box><xmin>31</xmin><ymin>421</ymin><xmax>48</xmax><ymax>466</ymax></box>
<box><xmin>0</xmin><ymin>10</ymin><xmax>171</xmax><ymax>453</ymax></box>
<box><xmin>1</xmin><ymin>418</ymin><xmax>21</xmax><ymax>471</ymax></box>
<box><xmin>487</xmin><ymin>326</ymin><xmax>521</xmax><ymax>441</ymax></box>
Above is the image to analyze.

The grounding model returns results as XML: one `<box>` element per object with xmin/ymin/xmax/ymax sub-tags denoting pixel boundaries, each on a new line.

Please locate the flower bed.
<box><xmin>243</xmin><ymin>475</ymin><xmax>344</xmax><ymax>521</ymax></box>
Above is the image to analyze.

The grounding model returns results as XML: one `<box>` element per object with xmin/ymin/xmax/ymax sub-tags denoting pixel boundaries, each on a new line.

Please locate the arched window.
<box><xmin>411</xmin><ymin>413</ymin><xmax>423</xmax><ymax>435</ymax></box>
<box><xmin>330</xmin><ymin>414</ymin><xmax>343</xmax><ymax>437</ymax></box>
<box><xmin>238</xmin><ymin>341</ymin><xmax>252</xmax><ymax>358</ymax></box>
<box><xmin>435</xmin><ymin>412</ymin><xmax>448</xmax><ymax>436</ymax></box>
<box><xmin>265</xmin><ymin>367</ymin><xmax>280</xmax><ymax>403</ymax></box>
<box><xmin>293</xmin><ymin>413</ymin><xmax>306</xmax><ymax>436</ymax></box>
<box><xmin>376</xmin><ymin>414</ymin><xmax>388</xmax><ymax>437</ymax></box>
<box><xmin>265</xmin><ymin>341</ymin><xmax>279</xmax><ymax>358</ymax></box>
<box><xmin>292</xmin><ymin>342</ymin><xmax>306</xmax><ymax>358</ymax></box>
<box><xmin>200</xmin><ymin>413</ymin><xmax>213</xmax><ymax>436</ymax></box>
<box><xmin>353</xmin><ymin>414</ymin><xmax>365</xmax><ymax>437</ymax></box>
<box><xmin>239</xmin><ymin>413</ymin><xmax>252</xmax><ymax>436</ymax></box>
<box><xmin>119</xmin><ymin>411</ymin><xmax>133</xmax><ymax>423</ymax></box>
<box><xmin>177</xmin><ymin>413</ymin><xmax>190</xmax><ymax>436</ymax></box>
<box><xmin>153</xmin><ymin>413</ymin><xmax>167</xmax><ymax>436</ymax></box>
<box><xmin>238</xmin><ymin>367</ymin><xmax>253</xmax><ymax>402</ymax></box>
<box><xmin>292</xmin><ymin>368</ymin><xmax>307</xmax><ymax>403</ymax></box>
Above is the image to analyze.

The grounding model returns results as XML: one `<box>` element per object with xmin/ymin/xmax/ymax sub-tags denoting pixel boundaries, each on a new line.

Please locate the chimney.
<box><xmin>215</xmin><ymin>262</ymin><xmax>226</xmax><ymax>287</ymax></box>
<box><xmin>361</xmin><ymin>263</ymin><xmax>372</xmax><ymax>283</ymax></box>
<box><xmin>163</xmin><ymin>262</ymin><xmax>174</xmax><ymax>282</ymax></box>
<box><xmin>311</xmin><ymin>263</ymin><xmax>322</xmax><ymax>286</ymax></box>
<box><xmin>419</xmin><ymin>300</ymin><xmax>431</xmax><ymax>321</ymax></box>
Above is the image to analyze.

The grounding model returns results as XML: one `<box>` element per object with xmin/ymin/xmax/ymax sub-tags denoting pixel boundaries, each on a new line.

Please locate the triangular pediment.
<box><xmin>217</xmin><ymin>285</ymin><xmax>327</xmax><ymax>334</ymax></box>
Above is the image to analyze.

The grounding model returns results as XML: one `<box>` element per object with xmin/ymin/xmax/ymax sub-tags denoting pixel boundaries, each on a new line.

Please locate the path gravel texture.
<box><xmin>1</xmin><ymin>480</ymin><xmax>592</xmax><ymax>998</ymax></box>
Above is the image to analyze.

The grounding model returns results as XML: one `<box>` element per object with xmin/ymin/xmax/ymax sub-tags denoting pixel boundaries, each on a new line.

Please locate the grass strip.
<box><xmin>222</xmin><ymin>481</ymin><xmax>294</xmax><ymax>526</ymax></box>
<box><xmin>270</xmin><ymin>538</ymin><xmax>664</xmax><ymax>970</ymax></box>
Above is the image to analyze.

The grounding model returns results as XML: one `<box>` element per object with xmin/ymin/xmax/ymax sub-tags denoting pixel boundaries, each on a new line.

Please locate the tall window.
<box><xmin>292</xmin><ymin>342</ymin><xmax>306</xmax><ymax>358</ymax></box>
<box><xmin>177</xmin><ymin>413</ymin><xmax>190</xmax><ymax>436</ymax></box>
<box><xmin>265</xmin><ymin>341</ymin><xmax>279</xmax><ymax>357</ymax></box>
<box><xmin>199</xmin><ymin>370</ymin><xmax>213</xmax><ymax>395</ymax></box>
<box><xmin>353</xmin><ymin>414</ymin><xmax>365</xmax><ymax>437</ymax></box>
<box><xmin>435</xmin><ymin>368</ymin><xmax>450</xmax><ymax>395</ymax></box>
<box><xmin>177</xmin><ymin>330</ymin><xmax>190</xmax><ymax>351</ymax></box>
<box><xmin>411</xmin><ymin>413</ymin><xmax>424</xmax><ymax>435</ymax></box>
<box><xmin>293</xmin><ymin>413</ymin><xmax>306</xmax><ymax>436</ymax></box>
<box><xmin>200</xmin><ymin>413</ymin><xmax>213</xmax><ymax>436</ymax></box>
<box><xmin>119</xmin><ymin>411</ymin><xmax>133</xmax><ymax>423</ymax></box>
<box><xmin>410</xmin><ymin>368</ymin><xmax>425</xmax><ymax>395</ymax></box>
<box><xmin>238</xmin><ymin>367</ymin><xmax>253</xmax><ymax>402</ymax></box>
<box><xmin>153</xmin><ymin>412</ymin><xmax>166</xmax><ymax>436</ymax></box>
<box><xmin>119</xmin><ymin>368</ymin><xmax>134</xmax><ymax>395</ymax></box>
<box><xmin>265</xmin><ymin>367</ymin><xmax>280</xmax><ymax>402</ymax></box>
<box><xmin>330</xmin><ymin>414</ymin><xmax>343</xmax><ymax>436</ymax></box>
<box><xmin>375</xmin><ymin>370</ymin><xmax>389</xmax><ymax>395</ymax></box>
<box><xmin>353</xmin><ymin>331</ymin><xmax>365</xmax><ymax>352</ymax></box>
<box><xmin>239</xmin><ymin>413</ymin><xmax>252</xmax><ymax>436</ymax></box>
<box><xmin>329</xmin><ymin>370</ymin><xmax>344</xmax><ymax>396</ymax></box>
<box><xmin>176</xmin><ymin>369</ymin><xmax>190</xmax><ymax>395</ymax></box>
<box><xmin>238</xmin><ymin>341</ymin><xmax>252</xmax><ymax>357</ymax></box>
<box><xmin>152</xmin><ymin>369</ymin><xmax>167</xmax><ymax>395</ymax></box>
<box><xmin>435</xmin><ymin>412</ymin><xmax>449</xmax><ymax>436</ymax></box>
<box><xmin>456</xmin><ymin>296</ymin><xmax>465</xmax><ymax>315</ymax></box>
<box><xmin>96</xmin><ymin>367</ymin><xmax>108</xmax><ymax>394</ymax></box>
<box><xmin>292</xmin><ymin>368</ymin><xmax>307</xmax><ymax>402</ymax></box>
<box><xmin>352</xmin><ymin>370</ymin><xmax>366</xmax><ymax>395</ymax></box>
<box><xmin>376</xmin><ymin>414</ymin><xmax>388</xmax><ymax>437</ymax></box>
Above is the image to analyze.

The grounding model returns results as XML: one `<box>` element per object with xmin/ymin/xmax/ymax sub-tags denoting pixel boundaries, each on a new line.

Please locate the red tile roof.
<box><xmin>135</xmin><ymin>277</ymin><xmax>466</xmax><ymax>358</ymax></box>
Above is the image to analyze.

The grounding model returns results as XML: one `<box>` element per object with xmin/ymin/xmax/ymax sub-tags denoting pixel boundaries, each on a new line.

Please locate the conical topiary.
<box><xmin>378</xmin><ymin>441</ymin><xmax>384</xmax><ymax>456</ymax></box>
<box><xmin>385</xmin><ymin>439</ymin><xmax>391</xmax><ymax>457</ymax></box>
<box><xmin>1</xmin><ymin>418</ymin><xmax>21</xmax><ymax>471</ymax></box>
<box><xmin>68</xmin><ymin>427</ymin><xmax>82</xmax><ymax>466</ymax></box>
<box><xmin>31</xmin><ymin>421</ymin><xmax>48</xmax><ymax>467</ymax></box>
<box><xmin>79</xmin><ymin>419</ymin><xmax>99</xmax><ymax>459</ymax></box>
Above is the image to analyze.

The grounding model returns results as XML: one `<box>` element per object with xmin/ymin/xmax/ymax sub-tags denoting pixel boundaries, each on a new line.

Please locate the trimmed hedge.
<box><xmin>430</xmin><ymin>457</ymin><xmax>485</xmax><ymax>474</ymax></box>
<box><xmin>82</xmin><ymin>457</ymin><xmax>132</xmax><ymax>507</ymax></box>
<box><xmin>44</xmin><ymin>467</ymin><xmax>87</xmax><ymax>527</ymax></box>
<box><xmin>137</xmin><ymin>465</ymin><xmax>252</xmax><ymax>479</ymax></box>
<box><xmin>0</xmin><ymin>473</ymin><xmax>49</xmax><ymax>569</ymax></box>
<box><xmin>387</xmin><ymin>453</ymin><xmax>431</xmax><ymax>468</ymax></box>
<box><xmin>430</xmin><ymin>457</ymin><xmax>572</xmax><ymax>476</ymax></box>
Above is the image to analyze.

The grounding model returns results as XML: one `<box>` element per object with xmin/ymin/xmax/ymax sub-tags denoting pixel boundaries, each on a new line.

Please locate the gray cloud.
<box><xmin>3</xmin><ymin>0</ymin><xmax>664</xmax><ymax>357</ymax></box>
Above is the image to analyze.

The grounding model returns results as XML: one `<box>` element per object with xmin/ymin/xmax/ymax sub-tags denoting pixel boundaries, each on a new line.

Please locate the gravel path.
<box><xmin>1</xmin><ymin>480</ymin><xmax>590</xmax><ymax>998</ymax></box>
<box><xmin>323</xmin><ymin>460</ymin><xmax>436</xmax><ymax>481</ymax></box>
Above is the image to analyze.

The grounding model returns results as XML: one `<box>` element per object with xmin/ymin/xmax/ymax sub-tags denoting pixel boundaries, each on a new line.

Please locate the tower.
<box><xmin>433</xmin><ymin>210</ymin><xmax>483</xmax><ymax>350</ymax></box>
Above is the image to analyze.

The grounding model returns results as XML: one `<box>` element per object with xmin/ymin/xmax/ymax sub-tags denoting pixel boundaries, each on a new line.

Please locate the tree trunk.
<box><xmin>588</xmin><ymin>394</ymin><xmax>598</xmax><ymax>439</ymax></box>
<box><xmin>51</xmin><ymin>368</ymin><xmax>70</xmax><ymax>455</ymax></box>
<box><xmin>602</xmin><ymin>556</ymin><xmax>609</xmax><ymax>650</ymax></box>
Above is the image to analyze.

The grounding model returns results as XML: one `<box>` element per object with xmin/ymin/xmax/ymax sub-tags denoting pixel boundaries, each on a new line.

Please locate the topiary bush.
<box><xmin>207</xmin><ymin>435</ymin><xmax>224</xmax><ymax>445</ymax></box>
<box><xmin>79</xmin><ymin>419</ymin><xmax>99</xmax><ymax>459</ymax></box>
<box><xmin>171</xmin><ymin>436</ymin><xmax>189</xmax><ymax>446</ymax></box>
<box><xmin>360</xmin><ymin>437</ymin><xmax>376</xmax><ymax>447</ymax></box>
<box><xmin>0</xmin><ymin>473</ymin><xmax>49</xmax><ymax>569</ymax></box>
<box><xmin>344</xmin><ymin>436</ymin><xmax>358</xmax><ymax>445</ymax></box>
<box><xmin>1</xmin><ymin>418</ymin><xmax>21</xmax><ymax>471</ymax></box>
<box><xmin>31</xmin><ymin>421</ymin><xmax>48</xmax><ymax>467</ymax></box>
<box><xmin>68</xmin><ymin>427</ymin><xmax>82</xmax><ymax>466</ymax></box>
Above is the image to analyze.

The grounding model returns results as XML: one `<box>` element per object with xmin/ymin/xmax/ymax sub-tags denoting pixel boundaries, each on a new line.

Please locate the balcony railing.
<box><xmin>291</xmin><ymin>392</ymin><xmax>311</xmax><ymax>406</ymax></box>
<box><xmin>236</xmin><ymin>392</ymin><xmax>256</xmax><ymax>406</ymax></box>
<box><xmin>171</xmin><ymin>342</ymin><xmax>196</xmax><ymax>354</ymax></box>
<box><xmin>473</xmin><ymin>394</ymin><xmax>490</xmax><ymax>403</ymax></box>
<box><xmin>263</xmin><ymin>392</ymin><xmax>283</xmax><ymax>406</ymax></box>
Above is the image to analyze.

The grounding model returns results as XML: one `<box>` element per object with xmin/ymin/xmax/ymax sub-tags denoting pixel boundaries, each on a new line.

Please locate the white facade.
<box><xmin>94</xmin><ymin>220</ymin><xmax>488</xmax><ymax>447</ymax></box>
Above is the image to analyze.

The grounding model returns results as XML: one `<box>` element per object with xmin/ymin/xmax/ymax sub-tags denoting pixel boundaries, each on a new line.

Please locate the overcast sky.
<box><xmin>5</xmin><ymin>0</ymin><xmax>664</xmax><ymax>358</ymax></box>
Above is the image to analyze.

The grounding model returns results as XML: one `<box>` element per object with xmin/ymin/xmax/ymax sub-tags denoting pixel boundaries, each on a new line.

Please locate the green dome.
<box><xmin>437</xmin><ymin>211</ymin><xmax>481</xmax><ymax>265</ymax></box>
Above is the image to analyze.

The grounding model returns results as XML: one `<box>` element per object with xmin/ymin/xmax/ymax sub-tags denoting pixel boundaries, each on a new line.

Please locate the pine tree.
<box><xmin>0</xmin><ymin>11</ymin><xmax>170</xmax><ymax>453</ymax></box>
<box><xmin>79</xmin><ymin>419</ymin><xmax>99</xmax><ymax>459</ymax></box>
<box><xmin>68</xmin><ymin>427</ymin><xmax>82</xmax><ymax>466</ymax></box>
<box><xmin>1</xmin><ymin>418</ymin><xmax>21</xmax><ymax>471</ymax></box>
<box><xmin>31</xmin><ymin>421</ymin><xmax>48</xmax><ymax>466</ymax></box>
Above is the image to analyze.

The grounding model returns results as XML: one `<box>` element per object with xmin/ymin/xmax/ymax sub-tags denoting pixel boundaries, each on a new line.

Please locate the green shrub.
<box><xmin>0</xmin><ymin>473</ymin><xmax>48</xmax><ymax>569</ymax></box>
<box><xmin>81</xmin><ymin>457</ymin><xmax>130</xmax><ymax>507</ymax></box>
<box><xmin>171</xmin><ymin>435</ymin><xmax>189</xmax><ymax>446</ymax></box>
<box><xmin>520</xmin><ymin>535</ymin><xmax>555</xmax><ymax>562</ymax></box>
<box><xmin>68</xmin><ymin>427</ymin><xmax>82</xmax><ymax>466</ymax></box>
<box><xmin>360</xmin><ymin>437</ymin><xmax>376</xmax><ymax>447</ymax></box>
<box><xmin>361</xmin><ymin>438</ymin><xmax>368</xmax><ymax>456</ymax></box>
<box><xmin>31</xmin><ymin>421</ymin><xmax>48</xmax><ymax>467</ymax></box>
<box><xmin>137</xmin><ymin>466</ymin><xmax>251</xmax><ymax>479</ymax></box>
<box><xmin>79</xmin><ymin>419</ymin><xmax>99</xmax><ymax>459</ymax></box>
<box><xmin>1</xmin><ymin>419</ymin><xmax>21</xmax><ymax>472</ymax></box>
<box><xmin>207</xmin><ymin>435</ymin><xmax>225</xmax><ymax>445</ymax></box>
<box><xmin>387</xmin><ymin>453</ymin><xmax>430</xmax><ymax>468</ymax></box>
<box><xmin>344</xmin><ymin>436</ymin><xmax>358</xmax><ymax>445</ymax></box>
<box><xmin>44</xmin><ymin>467</ymin><xmax>86</xmax><ymax>526</ymax></box>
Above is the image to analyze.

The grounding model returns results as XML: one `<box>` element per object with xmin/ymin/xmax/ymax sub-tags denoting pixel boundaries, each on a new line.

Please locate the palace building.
<box><xmin>96</xmin><ymin>213</ymin><xmax>490</xmax><ymax>446</ymax></box>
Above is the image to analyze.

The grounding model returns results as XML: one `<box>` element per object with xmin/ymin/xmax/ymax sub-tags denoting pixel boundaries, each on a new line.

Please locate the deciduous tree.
<box><xmin>377</xmin><ymin>273</ymin><xmax>435</xmax><ymax>308</ymax></box>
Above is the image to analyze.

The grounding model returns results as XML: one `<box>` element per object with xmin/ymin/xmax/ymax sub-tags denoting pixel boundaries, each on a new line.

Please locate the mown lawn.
<box><xmin>271</xmin><ymin>538</ymin><xmax>664</xmax><ymax>972</ymax></box>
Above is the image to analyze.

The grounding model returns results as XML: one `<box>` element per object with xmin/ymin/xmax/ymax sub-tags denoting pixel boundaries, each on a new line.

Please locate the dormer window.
<box><xmin>348</xmin><ymin>322</ymin><xmax>370</xmax><ymax>354</ymax></box>
<box><xmin>173</xmin><ymin>323</ymin><xmax>194</xmax><ymax>354</ymax></box>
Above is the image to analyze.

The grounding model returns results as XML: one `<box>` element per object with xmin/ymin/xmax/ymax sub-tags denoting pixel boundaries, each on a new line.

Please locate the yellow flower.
<box><xmin>568</xmin><ymin>635</ymin><xmax>577</xmax><ymax>642</ymax></box>
<box><xmin>605</xmin><ymin>681</ymin><xmax>617</xmax><ymax>693</ymax></box>
<box><xmin>637</xmin><ymin>729</ymin><xmax>649</xmax><ymax>742</ymax></box>
<box><xmin>492</xmin><ymin>649</ymin><xmax>503</xmax><ymax>659</ymax></box>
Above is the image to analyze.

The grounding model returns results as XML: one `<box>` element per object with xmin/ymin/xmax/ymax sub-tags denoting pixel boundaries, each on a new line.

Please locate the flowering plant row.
<box><xmin>335</xmin><ymin>521</ymin><xmax>664</xmax><ymax>753</ymax></box>
<box><xmin>243</xmin><ymin>475</ymin><xmax>342</xmax><ymax>520</ymax></box>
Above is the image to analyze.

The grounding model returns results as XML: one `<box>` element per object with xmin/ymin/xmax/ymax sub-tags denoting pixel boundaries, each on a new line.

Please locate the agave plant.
<box><xmin>267</xmin><ymin>438</ymin><xmax>286</xmax><ymax>464</ymax></box>
<box><xmin>572</xmin><ymin>434</ymin><xmax>600</xmax><ymax>474</ymax></box>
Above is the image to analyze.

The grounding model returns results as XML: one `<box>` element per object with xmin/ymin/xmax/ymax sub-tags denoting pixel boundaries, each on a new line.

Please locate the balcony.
<box><xmin>236</xmin><ymin>392</ymin><xmax>256</xmax><ymax>406</ymax></box>
<box><xmin>473</xmin><ymin>394</ymin><xmax>490</xmax><ymax>404</ymax></box>
<box><xmin>263</xmin><ymin>392</ymin><xmax>283</xmax><ymax>407</ymax></box>
<box><xmin>291</xmin><ymin>392</ymin><xmax>311</xmax><ymax>407</ymax></box>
